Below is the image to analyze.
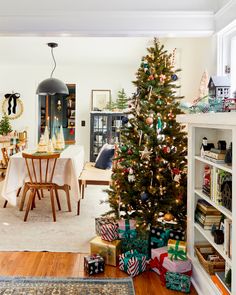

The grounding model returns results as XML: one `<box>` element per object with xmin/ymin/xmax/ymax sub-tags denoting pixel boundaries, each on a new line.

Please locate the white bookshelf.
<box><xmin>177</xmin><ymin>113</ymin><xmax>235</xmax><ymax>295</ymax></box>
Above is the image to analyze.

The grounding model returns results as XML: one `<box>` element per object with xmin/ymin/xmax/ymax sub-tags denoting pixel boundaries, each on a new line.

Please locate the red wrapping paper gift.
<box><xmin>150</xmin><ymin>247</ymin><xmax>192</xmax><ymax>283</ymax></box>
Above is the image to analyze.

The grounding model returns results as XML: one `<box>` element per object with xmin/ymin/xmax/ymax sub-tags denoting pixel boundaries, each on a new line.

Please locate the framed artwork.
<box><xmin>91</xmin><ymin>90</ymin><xmax>111</xmax><ymax>111</ymax></box>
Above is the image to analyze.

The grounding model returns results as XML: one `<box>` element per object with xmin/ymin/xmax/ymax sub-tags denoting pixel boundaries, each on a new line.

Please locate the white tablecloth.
<box><xmin>1</xmin><ymin>145</ymin><xmax>85</xmax><ymax>206</ymax></box>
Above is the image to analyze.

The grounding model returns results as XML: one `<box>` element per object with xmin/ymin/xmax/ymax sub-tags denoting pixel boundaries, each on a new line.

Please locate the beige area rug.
<box><xmin>0</xmin><ymin>182</ymin><xmax>110</xmax><ymax>253</ymax></box>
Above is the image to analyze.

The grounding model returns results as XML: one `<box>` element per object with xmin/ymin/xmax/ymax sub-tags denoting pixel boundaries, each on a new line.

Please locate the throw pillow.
<box><xmin>95</xmin><ymin>143</ymin><xmax>115</xmax><ymax>169</ymax></box>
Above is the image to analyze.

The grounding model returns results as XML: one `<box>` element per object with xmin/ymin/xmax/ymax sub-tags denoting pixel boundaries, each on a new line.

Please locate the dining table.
<box><xmin>1</xmin><ymin>145</ymin><xmax>85</xmax><ymax>208</ymax></box>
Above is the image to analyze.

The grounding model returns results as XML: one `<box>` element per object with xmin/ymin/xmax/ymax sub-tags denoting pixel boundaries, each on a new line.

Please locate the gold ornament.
<box><xmin>163</xmin><ymin>212</ymin><xmax>174</xmax><ymax>221</ymax></box>
<box><xmin>140</xmin><ymin>146</ymin><xmax>153</xmax><ymax>160</ymax></box>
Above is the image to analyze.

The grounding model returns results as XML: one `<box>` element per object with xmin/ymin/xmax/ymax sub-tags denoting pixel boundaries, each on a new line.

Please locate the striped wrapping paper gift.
<box><xmin>119</xmin><ymin>250</ymin><xmax>146</xmax><ymax>277</ymax></box>
<box><xmin>100</xmin><ymin>223</ymin><xmax>119</xmax><ymax>242</ymax></box>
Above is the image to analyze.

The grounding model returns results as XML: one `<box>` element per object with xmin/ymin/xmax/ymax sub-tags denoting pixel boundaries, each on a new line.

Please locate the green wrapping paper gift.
<box><xmin>118</xmin><ymin>219</ymin><xmax>137</xmax><ymax>239</ymax></box>
<box><xmin>121</xmin><ymin>231</ymin><xmax>150</xmax><ymax>258</ymax></box>
<box><xmin>165</xmin><ymin>271</ymin><xmax>191</xmax><ymax>293</ymax></box>
<box><xmin>167</xmin><ymin>239</ymin><xmax>187</xmax><ymax>261</ymax></box>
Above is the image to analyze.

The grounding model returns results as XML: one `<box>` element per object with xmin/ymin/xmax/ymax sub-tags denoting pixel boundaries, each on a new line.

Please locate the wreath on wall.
<box><xmin>2</xmin><ymin>92</ymin><xmax>24</xmax><ymax>120</ymax></box>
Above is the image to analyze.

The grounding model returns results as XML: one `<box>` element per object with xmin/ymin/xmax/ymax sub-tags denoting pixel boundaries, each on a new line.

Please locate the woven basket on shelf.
<box><xmin>195</xmin><ymin>244</ymin><xmax>225</xmax><ymax>275</ymax></box>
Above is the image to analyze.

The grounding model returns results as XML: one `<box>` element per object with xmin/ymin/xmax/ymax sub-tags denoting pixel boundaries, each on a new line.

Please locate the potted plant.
<box><xmin>0</xmin><ymin>115</ymin><xmax>13</xmax><ymax>142</ymax></box>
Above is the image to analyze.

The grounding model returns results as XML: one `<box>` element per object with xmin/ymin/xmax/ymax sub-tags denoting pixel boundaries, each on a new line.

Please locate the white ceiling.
<box><xmin>0</xmin><ymin>0</ymin><xmax>232</xmax><ymax>37</ymax></box>
<box><xmin>0</xmin><ymin>0</ymin><xmax>228</xmax><ymax>13</ymax></box>
<box><xmin>0</xmin><ymin>0</ymin><xmax>233</xmax><ymax>66</ymax></box>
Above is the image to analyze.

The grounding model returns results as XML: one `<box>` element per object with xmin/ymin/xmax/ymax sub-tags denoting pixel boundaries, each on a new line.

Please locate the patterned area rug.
<box><xmin>0</xmin><ymin>184</ymin><xmax>110</xmax><ymax>253</ymax></box>
<box><xmin>0</xmin><ymin>276</ymin><xmax>135</xmax><ymax>295</ymax></box>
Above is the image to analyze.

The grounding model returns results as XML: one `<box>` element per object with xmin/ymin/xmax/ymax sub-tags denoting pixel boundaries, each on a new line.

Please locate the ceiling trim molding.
<box><xmin>0</xmin><ymin>11</ymin><xmax>214</xmax><ymax>37</ymax></box>
<box><xmin>215</xmin><ymin>0</ymin><xmax>236</xmax><ymax>32</ymax></box>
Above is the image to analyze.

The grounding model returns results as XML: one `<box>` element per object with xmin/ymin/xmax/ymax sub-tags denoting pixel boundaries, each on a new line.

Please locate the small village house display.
<box><xmin>208</xmin><ymin>76</ymin><xmax>230</xmax><ymax>100</ymax></box>
<box><xmin>208</xmin><ymin>76</ymin><xmax>230</xmax><ymax>111</ymax></box>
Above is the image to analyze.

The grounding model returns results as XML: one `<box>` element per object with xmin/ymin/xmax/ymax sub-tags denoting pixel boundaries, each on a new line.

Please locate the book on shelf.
<box><xmin>211</xmin><ymin>273</ymin><xmax>230</xmax><ymax>295</ymax></box>
<box><xmin>195</xmin><ymin>220</ymin><xmax>215</xmax><ymax>230</ymax></box>
<box><xmin>197</xmin><ymin>199</ymin><xmax>221</xmax><ymax>215</ymax></box>
<box><xmin>201</xmin><ymin>166</ymin><xmax>232</xmax><ymax>206</ymax></box>
<box><xmin>223</xmin><ymin>219</ymin><xmax>232</xmax><ymax>259</ymax></box>
<box><xmin>195</xmin><ymin>210</ymin><xmax>222</xmax><ymax>222</ymax></box>
<box><xmin>204</xmin><ymin>150</ymin><xmax>226</xmax><ymax>160</ymax></box>
<box><xmin>210</xmin><ymin>148</ymin><xmax>226</xmax><ymax>154</ymax></box>
<box><xmin>204</xmin><ymin>155</ymin><xmax>226</xmax><ymax>164</ymax></box>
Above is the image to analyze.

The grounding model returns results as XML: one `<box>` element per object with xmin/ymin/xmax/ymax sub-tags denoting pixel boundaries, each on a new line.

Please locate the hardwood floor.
<box><xmin>0</xmin><ymin>252</ymin><xmax>198</xmax><ymax>294</ymax></box>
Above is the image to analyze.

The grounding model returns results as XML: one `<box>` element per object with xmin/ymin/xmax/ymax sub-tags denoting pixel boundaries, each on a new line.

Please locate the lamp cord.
<box><xmin>50</xmin><ymin>47</ymin><xmax>57</xmax><ymax>78</ymax></box>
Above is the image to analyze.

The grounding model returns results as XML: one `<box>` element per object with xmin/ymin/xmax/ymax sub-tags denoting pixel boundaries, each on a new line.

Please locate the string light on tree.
<box><xmin>105</xmin><ymin>38</ymin><xmax>187</xmax><ymax>230</ymax></box>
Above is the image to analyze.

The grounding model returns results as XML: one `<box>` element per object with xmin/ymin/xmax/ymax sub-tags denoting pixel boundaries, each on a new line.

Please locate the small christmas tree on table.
<box><xmin>106</xmin><ymin>38</ymin><xmax>187</xmax><ymax>230</ymax></box>
<box><xmin>116</xmin><ymin>88</ymin><xmax>128</xmax><ymax>110</ymax></box>
<box><xmin>0</xmin><ymin>115</ymin><xmax>12</xmax><ymax>136</ymax></box>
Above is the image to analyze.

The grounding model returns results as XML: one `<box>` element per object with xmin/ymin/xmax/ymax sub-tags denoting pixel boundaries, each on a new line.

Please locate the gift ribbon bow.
<box><xmin>118</xmin><ymin>220</ymin><xmax>137</xmax><ymax>239</ymax></box>
<box><xmin>151</xmin><ymin>229</ymin><xmax>170</xmax><ymax>247</ymax></box>
<box><xmin>123</xmin><ymin>250</ymin><xmax>144</xmax><ymax>273</ymax></box>
<box><xmin>168</xmin><ymin>240</ymin><xmax>187</xmax><ymax>261</ymax></box>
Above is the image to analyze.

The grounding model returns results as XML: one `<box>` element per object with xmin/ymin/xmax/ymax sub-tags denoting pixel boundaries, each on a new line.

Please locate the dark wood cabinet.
<box><xmin>38</xmin><ymin>84</ymin><xmax>76</xmax><ymax>144</ymax></box>
<box><xmin>90</xmin><ymin>111</ymin><xmax>125</xmax><ymax>161</ymax></box>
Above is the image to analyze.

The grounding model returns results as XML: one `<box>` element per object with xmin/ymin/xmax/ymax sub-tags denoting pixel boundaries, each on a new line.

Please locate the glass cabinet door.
<box><xmin>38</xmin><ymin>84</ymin><xmax>76</xmax><ymax>144</ymax></box>
<box><xmin>90</xmin><ymin>112</ymin><xmax>125</xmax><ymax>161</ymax></box>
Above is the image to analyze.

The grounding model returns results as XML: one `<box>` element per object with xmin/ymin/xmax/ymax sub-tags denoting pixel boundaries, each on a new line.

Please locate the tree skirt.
<box><xmin>0</xmin><ymin>276</ymin><xmax>135</xmax><ymax>295</ymax></box>
<box><xmin>0</xmin><ymin>184</ymin><xmax>110</xmax><ymax>253</ymax></box>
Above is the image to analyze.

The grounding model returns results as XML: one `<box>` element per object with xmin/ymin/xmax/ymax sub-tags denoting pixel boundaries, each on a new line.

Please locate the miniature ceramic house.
<box><xmin>208</xmin><ymin>76</ymin><xmax>230</xmax><ymax>100</ymax></box>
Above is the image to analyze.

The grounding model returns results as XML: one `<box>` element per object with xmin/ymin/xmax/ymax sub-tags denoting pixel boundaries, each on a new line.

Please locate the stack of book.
<box><xmin>204</xmin><ymin>148</ymin><xmax>226</xmax><ymax>164</ymax></box>
<box><xmin>195</xmin><ymin>199</ymin><xmax>222</xmax><ymax>230</ymax></box>
<box><xmin>202</xmin><ymin>165</ymin><xmax>211</xmax><ymax>197</ymax></box>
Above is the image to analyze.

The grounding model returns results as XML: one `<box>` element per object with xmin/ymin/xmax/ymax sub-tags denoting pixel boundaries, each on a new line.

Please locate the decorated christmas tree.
<box><xmin>0</xmin><ymin>114</ymin><xmax>12</xmax><ymax>135</ymax></box>
<box><xmin>116</xmin><ymin>88</ymin><xmax>128</xmax><ymax>110</ymax></box>
<box><xmin>106</xmin><ymin>38</ymin><xmax>187</xmax><ymax>230</ymax></box>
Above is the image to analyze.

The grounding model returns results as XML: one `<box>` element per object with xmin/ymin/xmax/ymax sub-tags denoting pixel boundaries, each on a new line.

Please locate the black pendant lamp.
<box><xmin>36</xmin><ymin>42</ymin><xmax>69</xmax><ymax>96</ymax></box>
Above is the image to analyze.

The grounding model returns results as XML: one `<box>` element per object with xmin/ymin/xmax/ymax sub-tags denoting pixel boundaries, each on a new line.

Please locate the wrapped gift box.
<box><xmin>168</xmin><ymin>239</ymin><xmax>187</xmax><ymax>261</ymax></box>
<box><xmin>95</xmin><ymin>217</ymin><xmax>117</xmax><ymax>236</ymax></box>
<box><xmin>150</xmin><ymin>226</ymin><xmax>186</xmax><ymax>249</ymax></box>
<box><xmin>150</xmin><ymin>226</ymin><xmax>170</xmax><ymax>248</ymax></box>
<box><xmin>169</xmin><ymin>228</ymin><xmax>186</xmax><ymax>241</ymax></box>
<box><xmin>150</xmin><ymin>247</ymin><xmax>192</xmax><ymax>275</ymax></box>
<box><xmin>101</xmin><ymin>223</ymin><xmax>119</xmax><ymax>242</ymax></box>
<box><xmin>90</xmin><ymin>236</ymin><xmax>121</xmax><ymax>266</ymax></box>
<box><xmin>165</xmin><ymin>271</ymin><xmax>191</xmax><ymax>293</ymax></box>
<box><xmin>118</xmin><ymin>219</ymin><xmax>137</xmax><ymax>239</ymax></box>
<box><xmin>84</xmin><ymin>254</ymin><xmax>105</xmax><ymax>275</ymax></box>
<box><xmin>119</xmin><ymin>250</ymin><xmax>146</xmax><ymax>277</ymax></box>
<box><xmin>121</xmin><ymin>231</ymin><xmax>150</xmax><ymax>258</ymax></box>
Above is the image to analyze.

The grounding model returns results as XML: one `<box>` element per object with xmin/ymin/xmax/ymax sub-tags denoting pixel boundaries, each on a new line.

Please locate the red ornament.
<box><xmin>172</xmin><ymin>168</ymin><xmax>180</xmax><ymax>175</ymax></box>
<box><xmin>148</xmin><ymin>75</ymin><xmax>154</xmax><ymax>81</ymax></box>
<box><xmin>168</xmin><ymin>111</ymin><xmax>175</xmax><ymax>119</ymax></box>
<box><xmin>155</xmin><ymin>156</ymin><xmax>161</xmax><ymax>162</ymax></box>
<box><xmin>163</xmin><ymin>146</ymin><xmax>170</xmax><ymax>154</ymax></box>
<box><xmin>127</xmin><ymin>149</ymin><xmax>133</xmax><ymax>155</ymax></box>
<box><xmin>146</xmin><ymin>117</ymin><xmax>153</xmax><ymax>125</ymax></box>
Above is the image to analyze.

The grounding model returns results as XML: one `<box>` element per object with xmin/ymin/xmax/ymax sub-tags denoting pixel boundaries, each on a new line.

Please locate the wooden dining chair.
<box><xmin>1</xmin><ymin>147</ymin><xmax>22</xmax><ymax>208</ymax></box>
<box><xmin>22</xmin><ymin>152</ymin><xmax>61</xmax><ymax>222</ymax></box>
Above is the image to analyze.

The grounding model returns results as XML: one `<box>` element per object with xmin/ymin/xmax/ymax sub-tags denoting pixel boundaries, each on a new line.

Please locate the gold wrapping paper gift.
<box><xmin>90</xmin><ymin>236</ymin><xmax>121</xmax><ymax>266</ymax></box>
<box><xmin>167</xmin><ymin>239</ymin><xmax>187</xmax><ymax>261</ymax></box>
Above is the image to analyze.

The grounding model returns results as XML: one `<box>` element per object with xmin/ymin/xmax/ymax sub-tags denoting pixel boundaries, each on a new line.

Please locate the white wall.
<box><xmin>0</xmin><ymin>37</ymin><xmax>216</xmax><ymax>161</ymax></box>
